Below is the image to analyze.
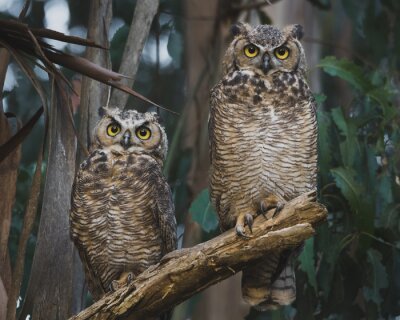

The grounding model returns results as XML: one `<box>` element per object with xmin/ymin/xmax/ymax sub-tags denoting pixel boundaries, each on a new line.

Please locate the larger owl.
<box><xmin>209</xmin><ymin>23</ymin><xmax>317</xmax><ymax>310</ymax></box>
<box><xmin>70</xmin><ymin>107</ymin><xmax>177</xmax><ymax>302</ymax></box>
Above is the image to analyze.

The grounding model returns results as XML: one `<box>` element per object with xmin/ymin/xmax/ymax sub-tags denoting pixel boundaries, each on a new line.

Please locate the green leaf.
<box><xmin>367</xmin><ymin>87</ymin><xmax>391</xmax><ymax>110</ymax></box>
<box><xmin>110</xmin><ymin>25</ymin><xmax>130</xmax><ymax>71</ymax></box>
<box><xmin>189</xmin><ymin>189</ymin><xmax>218</xmax><ymax>232</ymax></box>
<box><xmin>379</xmin><ymin>203</ymin><xmax>399</xmax><ymax>230</ymax></box>
<box><xmin>319</xmin><ymin>56</ymin><xmax>372</xmax><ymax>92</ymax></box>
<box><xmin>362</xmin><ymin>249</ymin><xmax>389</xmax><ymax>306</ymax></box>
<box><xmin>314</xmin><ymin>93</ymin><xmax>327</xmax><ymax>105</ymax></box>
<box><xmin>330</xmin><ymin>107</ymin><xmax>349</xmax><ymax>137</ymax></box>
<box><xmin>330</xmin><ymin>107</ymin><xmax>360</xmax><ymax>167</ymax></box>
<box><xmin>299</xmin><ymin>238</ymin><xmax>317</xmax><ymax>292</ymax></box>
<box><xmin>330</xmin><ymin>167</ymin><xmax>363</xmax><ymax>214</ymax></box>
<box><xmin>331</xmin><ymin>167</ymin><xmax>375</xmax><ymax>233</ymax></box>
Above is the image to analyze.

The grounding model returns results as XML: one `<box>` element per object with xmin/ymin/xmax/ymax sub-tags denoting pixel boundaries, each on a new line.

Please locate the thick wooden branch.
<box><xmin>70</xmin><ymin>191</ymin><xmax>327</xmax><ymax>320</ymax></box>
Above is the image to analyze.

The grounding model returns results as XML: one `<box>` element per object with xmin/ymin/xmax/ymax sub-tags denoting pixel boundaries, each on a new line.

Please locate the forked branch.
<box><xmin>70</xmin><ymin>191</ymin><xmax>327</xmax><ymax>320</ymax></box>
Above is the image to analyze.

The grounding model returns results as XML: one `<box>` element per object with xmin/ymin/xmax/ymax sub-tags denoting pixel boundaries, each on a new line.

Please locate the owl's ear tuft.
<box><xmin>284</xmin><ymin>24</ymin><xmax>304</xmax><ymax>40</ymax></box>
<box><xmin>231</xmin><ymin>22</ymin><xmax>251</xmax><ymax>37</ymax></box>
<box><xmin>148</xmin><ymin>111</ymin><xmax>162</xmax><ymax>123</ymax></box>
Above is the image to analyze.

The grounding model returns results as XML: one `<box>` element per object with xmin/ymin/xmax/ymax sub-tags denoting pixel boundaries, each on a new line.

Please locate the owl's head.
<box><xmin>223</xmin><ymin>23</ymin><xmax>306</xmax><ymax>77</ymax></box>
<box><xmin>92</xmin><ymin>107</ymin><xmax>168</xmax><ymax>162</ymax></box>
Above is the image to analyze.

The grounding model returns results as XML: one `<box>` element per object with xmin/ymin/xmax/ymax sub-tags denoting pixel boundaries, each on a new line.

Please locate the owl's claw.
<box><xmin>235</xmin><ymin>213</ymin><xmax>254</xmax><ymax>238</ymax></box>
<box><xmin>126</xmin><ymin>272</ymin><xmax>134</xmax><ymax>285</ymax></box>
<box><xmin>259</xmin><ymin>195</ymin><xmax>285</xmax><ymax>219</ymax></box>
<box><xmin>244</xmin><ymin>213</ymin><xmax>254</xmax><ymax>233</ymax></box>
<box><xmin>110</xmin><ymin>280</ymin><xmax>120</xmax><ymax>292</ymax></box>
<box><xmin>235</xmin><ymin>224</ymin><xmax>251</xmax><ymax>238</ymax></box>
<box><xmin>273</xmin><ymin>202</ymin><xmax>285</xmax><ymax>217</ymax></box>
<box><xmin>259</xmin><ymin>202</ymin><xmax>269</xmax><ymax>218</ymax></box>
<box><xmin>109</xmin><ymin>272</ymin><xmax>135</xmax><ymax>292</ymax></box>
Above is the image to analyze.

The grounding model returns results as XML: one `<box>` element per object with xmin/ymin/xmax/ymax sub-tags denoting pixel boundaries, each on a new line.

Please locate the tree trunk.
<box><xmin>18</xmin><ymin>82</ymin><xmax>78</xmax><ymax>320</ymax></box>
<box><xmin>0</xmin><ymin>48</ymin><xmax>20</xmax><ymax>319</ymax></box>
<box><xmin>78</xmin><ymin>0</ymin><xmax>113</xmax><ymax>152</ymax></box>
<box><xmin>74</xmin><ymin>0</ymin><xmax>113</xmax><ymax>314</ymax></box>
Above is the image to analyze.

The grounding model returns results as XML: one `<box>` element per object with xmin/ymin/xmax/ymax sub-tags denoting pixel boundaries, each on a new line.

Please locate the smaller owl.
<box><xmin>70</xmin><ymin>107</ymin><xmax>177</xmax><ymax>303</ymax></box>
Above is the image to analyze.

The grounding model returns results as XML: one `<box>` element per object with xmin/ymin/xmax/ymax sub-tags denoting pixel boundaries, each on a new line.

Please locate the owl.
<box><xmin>70</xmin><ymin>106</ymin><xmax>177</xmax><ymax>302</ymax></box>
<box><xmin>209</xmin><ymin>23</ymin><xmax>317</xmax><ymax>310</ymax></box>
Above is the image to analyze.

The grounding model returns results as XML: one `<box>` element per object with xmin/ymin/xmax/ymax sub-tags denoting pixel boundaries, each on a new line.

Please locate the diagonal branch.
<box><xmin>110</xmin><ymin>0</ymin><xmax>159</xmax><ymax>108</ymax></box>
<box><xmin>70</xmin><ymin>191</ymin><xmax>327</xmax><ymax>320</ymax></box>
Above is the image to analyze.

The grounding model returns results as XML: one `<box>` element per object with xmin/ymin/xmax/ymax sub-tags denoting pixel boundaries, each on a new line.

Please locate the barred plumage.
<box><xmin>70</xmin><ymin>107</ymin><xmax>177</xmax><ymax>302</ymax></box>
<box><xmin>209</xmin><ymin>23</ymin><xmax>318</xmax><ymax>310</ymax></box>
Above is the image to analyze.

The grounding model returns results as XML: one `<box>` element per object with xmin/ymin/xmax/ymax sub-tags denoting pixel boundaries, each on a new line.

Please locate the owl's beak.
<box><xmin>121</xmin><ymin>130</ymin><xmax>132</xmax><ymax>149</ymax></box>
<box><xmin>262</xmin><ymin>54</ymin><xmax>271</xmax><ymax>74</ymax></box>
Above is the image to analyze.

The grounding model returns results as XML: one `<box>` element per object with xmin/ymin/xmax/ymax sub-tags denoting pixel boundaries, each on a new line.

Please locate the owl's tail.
<box><xmin>241</xmin><ymin>251</ymin><xmax>296</xmax><ymax>311</ymax></box>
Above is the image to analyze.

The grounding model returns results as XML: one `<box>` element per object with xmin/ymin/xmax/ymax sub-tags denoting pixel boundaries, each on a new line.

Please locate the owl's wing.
<box><xmin>70</xmin><ymin>170</ymin><xmax>106</xmax><ymax>300</ymax></box>
<box><xmin>152</xmin><ymin>171</ymin><xmax>177</xmax><ymax>255</ymax></box>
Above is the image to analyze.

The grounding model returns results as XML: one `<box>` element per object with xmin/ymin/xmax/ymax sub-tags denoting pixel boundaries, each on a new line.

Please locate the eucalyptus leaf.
<box><xmin>330</xmin><ymin>107</ymin><xmax>360</xmax><ymax>168</ymax></box>
<box><xmin>189</xmin><ymin>189</ymin><xmax>218</xmax><ymax>232</ymax></box>
<box><xmin>362</xmin><ymin>249</ymin><xmax>389</xmax><ymax>306</ymax></box>
<box><xmin>319</xmin><ymin>56</ymin><xmax>372</xmax><ymax>92</ymax></box>
<box><xmin>331</xmin><ymin>167</ymin><xmax>363</xmax><ymax>214</ymax></box>
<box><xmin>299</xmin><ymin>238</ymin><xmax>317</xmax><ymax>292</ymax></box>
<box><xmin>314</xmin><ymin>93</ymin><xmax>327</xmax><ymax>105</ymax></box>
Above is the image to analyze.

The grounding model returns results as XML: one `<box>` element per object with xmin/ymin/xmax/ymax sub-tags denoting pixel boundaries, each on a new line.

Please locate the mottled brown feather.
<box><xmin>70</xmin><ymin>108</ymin><xmax>177</xmax><ymax>303</ymax></box>
<box><xmin>209</xmin><ymin>24</ymin><xmax>318</xmax><ymax>310</ymax></box>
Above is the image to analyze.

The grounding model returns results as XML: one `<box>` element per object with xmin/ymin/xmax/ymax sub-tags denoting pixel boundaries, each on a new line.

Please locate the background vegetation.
<box><xmin>0</xmin><ymin>0</ymin><xmax>399</xmax><ymax>319</ymax></box>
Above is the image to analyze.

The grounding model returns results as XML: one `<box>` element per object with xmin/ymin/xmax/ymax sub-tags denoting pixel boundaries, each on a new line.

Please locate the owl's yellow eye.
<box><xmin>136</xmin><ymin>126</ymin><xmax>151</xmax><ymax>140</ymax></box>
<box><xmin>244</xmin><ymin>44</ymin><xmax>259</xmax><ymax>58</ymax></box>
<box><xmin>274</xmin><ymin>46</ymin><xmax>290</xmax><ymax>60</ymax></box>
<box><xmin>107</xmin><ymin>123</ymin><xmax>121</xmax><ymax>137</ymax></box>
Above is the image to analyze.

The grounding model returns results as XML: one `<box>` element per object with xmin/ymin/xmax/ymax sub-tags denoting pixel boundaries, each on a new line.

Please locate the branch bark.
<box><xmin>109</xmin><ymin>0</ymin><xmax>159</xmax><ymax>108</ymax></box>
<box><xmin>70</xmin><ymin>191</ymin><xmax>327</xmax><ymax>320</ymax></box>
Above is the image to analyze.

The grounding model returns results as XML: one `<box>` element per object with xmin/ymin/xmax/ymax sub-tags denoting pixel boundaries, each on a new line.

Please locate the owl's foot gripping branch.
<box><xmin>69</xmin><ymin>191</ymin><xmax>327</xmax><ymax>320</ymax></box>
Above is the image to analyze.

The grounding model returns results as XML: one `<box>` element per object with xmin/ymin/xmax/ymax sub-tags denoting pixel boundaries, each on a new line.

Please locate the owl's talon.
<box><xmin>235</xmin><ymin>224</ymin><xmax>251</xmax><ymax>238</ymax></box>
<box><xmin>126</xmin><ymin>272</ymin><xmax>134</xmax><ymax>285</ymax></box>
<box><xmin>244</xmin><ymin>213</ymin><xmax>254</xmax><ymax>233</ymax></box>
<box><xmin>273</xmin><ymin>203</ymin><xmax>285</xmax><ymax>217</ymax></box>
<box><xmin>110</xmin><ymin>280</ymin><xmax>120</xmax><ymax>292</ymax></box>
<box><xmin>258</xmin><ymin>202</ymin><xmax>269</xmax><ymax>218</ymax></box>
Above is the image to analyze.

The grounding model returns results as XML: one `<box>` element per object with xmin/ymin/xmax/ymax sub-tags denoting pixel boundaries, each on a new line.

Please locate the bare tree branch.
<box><xmin>70</xmin><ymin>191</ymin><xmax>327</xmax><ymax>320</ymax></box>
<box><xmin>110</xmin><ymin>0</ymin><xmax>159</xmax><ymax>108</ymax></box>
